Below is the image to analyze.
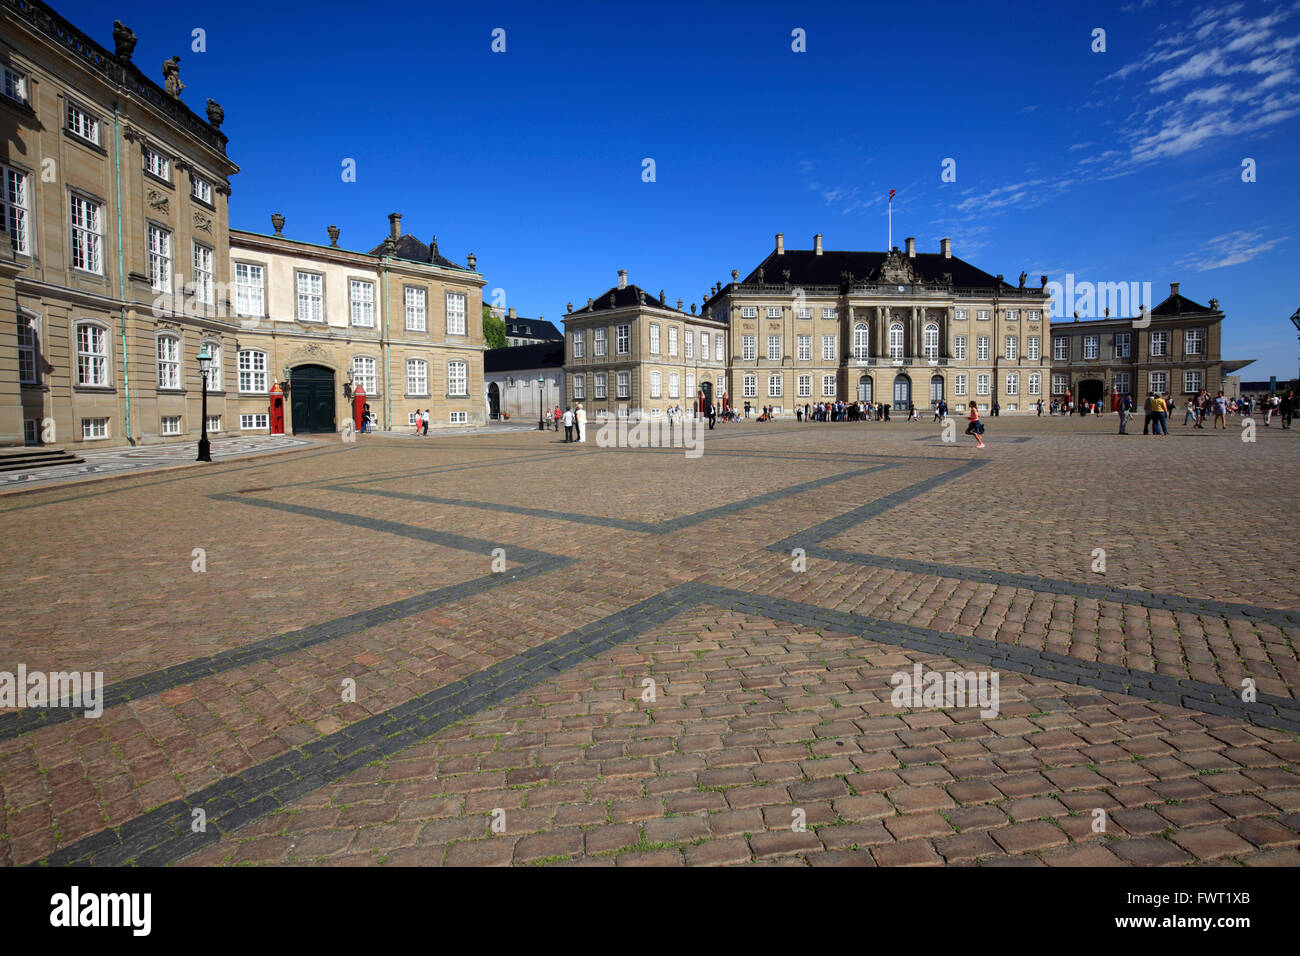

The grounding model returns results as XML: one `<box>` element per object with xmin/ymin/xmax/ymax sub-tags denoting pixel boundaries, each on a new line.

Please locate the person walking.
<box><xmin>1213</xmin><ymin>391</ymin><xmax>1228</xmax><ymax>429</ymax></box>
<box><xmin>413</xmin><ymin>409</ymin><xmax>423</xmax><ymax>436</ymax></box>
<box><xmin>965</xmin><ymin>400</ymin><xmax>985</xmax><ymax>449</ymax></box>
<box><xmin>553</xmin><ymin>406</ymin><xmax>561</xmax><ymax>431</ymax></box>
<box><xmin>562</xmin><ymin>406</ymin><xmax>574</xmax><ymax>442</ymax></box>
<box><xmin>1282</xmin><ymin>391</ymin><xmax>1295</xmax><ymax>429</ymax></box>
<box><xmin>574</xmin><ymin>402</ymin><xmax>586</xmax><ymax>442</ymax></box>
<box><xmin>1151</xmin><ymin>392</ymin><xmax>1168</xmax><ymax>435</ymax></box>
<box><xmin>708</xmin><ymin>402</ymin><xmax>717</xmax><ymax>429</ymax></box>
<box><xmin>1118</xmin><ymin>393</ymin><xmax>1133</xmax><ymax>434</ymax></box>
<box><xmin>1142</xmin><ymin>393</ymin><xmax>1154</xmax><ymax>434</ymax></box>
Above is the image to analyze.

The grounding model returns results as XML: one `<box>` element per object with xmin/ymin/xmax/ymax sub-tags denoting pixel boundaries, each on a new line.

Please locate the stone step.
<box><xmin>0</xmin><ymin>447</ymin><xmax>85</xmax><ymax>471</ymax></box>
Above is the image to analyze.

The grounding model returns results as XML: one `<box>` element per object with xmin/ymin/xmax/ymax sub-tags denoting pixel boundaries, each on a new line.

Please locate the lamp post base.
<box><xmin>197</xmin><ymin>436</ymin><xmax>211</xmax><ymax>462</ymax></box>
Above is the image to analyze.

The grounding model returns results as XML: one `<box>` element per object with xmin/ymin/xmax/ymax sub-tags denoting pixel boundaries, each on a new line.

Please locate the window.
<box><xmin>2</xmin><ymin>166</ymin><xmax>30</xmax><ymax>255</ymax></box>
<box><xmin>594</xmin><ymin>373</ymin><xmax>607</xmax><ymax>398</ymax></box>
<box><xmin>81</xmin><ymin>418</ymin><xmax>108</xmax><ymax>440</ymax></box>
<box><xmin>352</xmin><ymin>356</ymin><xmax>376</xmax><ymax>394</ymax></box>
<box><xmin>977</xmin><ymin>374</ymin><xmax>990</xmax><ymax>396</ymax></box>
<box><xmin>767</xmin><ymin>334</ymin><xmax>781</xmax><ymax>361</ymax></box>
<box><xmin>743</xmin><ymin>373</ymin><xmax>756</xmax><ymax>397</ymax></box>
<box><xmin>2</xmin><ymin>66</ymin><xmax>28</xmax><ymax>104</ymax></box>
<box><xmin>1183</xmin><ymin>369</ymin><xmax>1203</xmax><ymax>393</ymax></box>
<box><xmin>822</xmin><ymin>374</ymin><xmax>836</xmax><ymax>397</ymax></box>
<box><xmin>797</xmin><ymin>307</ymin><xmax>811</xmax><ymax>319</ymax></box>
<box><xmin>17</xmin><ymin>313</ymin><xmax>37</xmax><ymax>384</ymax></box>
<box><xmin>715</xmin><ymin>337</ymin><xmax>723</xmax><ymax>362</ymax></box>
<box><xmin>573</xmin><ymin>329</ymin><xmax>585</xmax><ymax>358</ymax></box>
<box><xmin>1053</xmin><ymin>337</ymin><xmax>1068</xmax><ymax>361</ymax></box>
<box><xmin>406</xmin><ymin>359</ymin><xmax>428</xmax><ymax>395</ymax></box>
<box><xmin>767</xmin><ymin>306</ymin><xmax>782</xmax><ymax>318</ymax></box>
<box><xmin>617</xmin><ymin>325</ymin><xmax>630</xmax><ymax>355</ymax></box>
<box><xmin>191</xmin><ymin>173</ymin><xmax>213</xmax><ymax>204</ymax></box>
<box><xmin>407</xmin><ymin>412</ymin><xmax>421</xmax><ymax>426</ymax></box>
<box><xmin>1052</xmin><ymin>374</ymin><xmax>1067</xmax><ymax>395</ymax></box>
<box><xmin>852</xmin><ymin>325</ymin><xmax>868</xmax><ymax>361</ymax></box>
<box><xmin>1151</xmin><ymin>331</ymin><xmax>1168</xmax><ymax>357</ymax></box>
<box><xmin>1185</xmin><ymin>329</ymin><xmax>1203</xmax><ymax>355</ymax></box>
<box><xmin>147</xmin><ymin>225</ymin><xmax>171</xmax><ymax>292</ymax></box>
<box><xmin>686</xmin><ymin>373</ymin><xmax>695</xmax><ymax>396</ymax></box>
<box><xmin>69</xmin><ymin>194</ymin><xmax>102</xmax><ymax>273</ymax></box>
<box><xmin>889</xmin><ymin>323</ymin><xmax>904</xmax><ymax>360</ymax></box>
<box><xmin>192</xmin><ymin>242</ymin><xmax>214</xmax><ymax>306</ymax></box>
<box><xmin>1027</xmin><ymin>336</ymin><xmax>1040</xmax><ymax>360</ymax></box>
<box><xmin>1006</xmin><ymin>309</ymin><xmax>1019</xmax><ymax>321</ymax></box>
<box><xmin>573</xmin><ymin>374</ymin><xmax>586</xmax><ymax>399</ymax></box>
<box><xmin>954</xmin><ymin>374</ymin><xmax>967</xmax><ymax>396</ymax></box>
<box><xmin>1006</xmin><ymin>373</ymin><xmax>1019</xmax><ymax>395</ymax></box>
<box><xmin>350</xmin><ymin>280</ymin><xmax>375</xmax><ymax>327</ymax></box>
<box><xmin>925</xmin><ymin>324</ymin><xmax>939</xmax><ymax>361</ymax></box>
<box><xmin>594</xmin><ymin>327</ymin><xmax>607</xmax><ymax>357</ymax></box>
<box><xmin>742</xmin><ymin>335</ymin><xmax>756</xmax><ymax>360</ymax></box>
<box><xmin>977</xmin><ymin>310</ymin><xmax>990</xmax><ymax>321</ymax></box>
<box><xmin>768</xmin><ymin>373</ymin><xmax>782</xmax><ymax>396</ymax></box>
<box><xmin>668</xmin><ymin>326</ymin><xmax>678</xmax><ymax>357</ymax></box>
<box><xmin>650</xmin><ymin>371</ymin><xmax>662</xmax><ymax>398</ymax></box>
<box><xmin>76</xmin><ymin>323</ymin><xmax>108</xmax><ymax>386</ymax></box>
<box><xmin>700</xmin><ymin>332</ymin><xmax>710</xmax><ymax>360</ymax></box>
<box><xmin>203</xmin><ymin>344</ymin><xmax>223</xmax><ymax>390</ymax></box>
<box><xmin>1028</xmin><ymin>373</ymin><xmax>1041</xmax><ymax>395</ymax></box>
<box><xmin>403</xmin><ymin>287</ymin><xmax>426</xmax><ymax>332</ymax></box>
<box><xmin>649</xmin><ymin>323</ymin><xmax>661</xmax><ymax>354</ymax></box>
<box><xmin>449</xmin><ymin>411</ymin><xmax>468</xmax><ymax>424</ymax></box>
<box><xmin>1083</xmin><ymin>335</ymin><xmax>1099</xmax><ymax>359</ymax></box>
<box><xmin>157</xmin><ymin>335</ymin><xmax>180</xmax><ymax>389</ymax></box>
<box><xmin>822</xmin><ymin>307</ymin><xmax>837</xmax><ymax>319</ymax></box>
<box><xmin>797</xmin><ymin>374</ymin><xmax>811</xmax><ymax>397</ymax></box>
<box><xmin>976</xmin><ymin>336</ymin><xmax>989</xmax><ymax>361</ymax></box>
<box><xmin>616</xmin><ymin>370</ymin><xmax>630</xmax><ymax>398</ymax></box>
<box><xmin>206</xmin><ymin>415</ymin><xmax>221</xmax><ymax>433</ymax></box>
<box><xmin>741</xmin><ymin>306</ymin><xmax>757</xmax><ymax>318</ymax></box>
<box><xmin>1005</xmin><ymin>336</ymin><xmax>1018</xmax><ymax>360</ymax></box>
<box><xmin>797</xmin><ymin>334</ymin><xmax>811</xmax><ymax>361</ymax></box>
<box><xmin>446</xmin><ymin>292</ymin><xmax>467</xmax><ymax>335</ymax></box>
<box><xmin>954</xmin><ymin>336</ymin><xmax>967</xmax><ymax>360</ymax></box>
<box><xmin>238</xmin><ymin>350</ymin><xmax>267</xmax><ymax>392</ymax></box>
<box><xmin>240</xmin><ymin>414</ymin><xmax>269</xmax><ymax>430</ymax></box>
<box><xmin>1114</xmin><ymin>372</ymin><xmax>1131</xmax><ymax>395</ymax></box>
<box><xmin>669</xmin><ymin>372</ymin><xmax>680</xmax><ymax>398</ymax></box>
<box><xmin>143</xmin><ymin>144</ymin><xmax>170</xmax><ymax>181</ymax></box>
<box><xmin>448</xmin><ymin>361</ymin><xmax>468</xmax><ymax>396</ymax></box>
<box><xmin>161</xmin><ymin>416</ymin><xmax>182</xmax><ymax>435</ymax></box>
<box><xmin>955</xmin><ymin>309</ymin><xmax>967</xmax><ymax>322</ymax></box>
<box><xmin>234</xmin><ymin>263</ymin><xmax>264</xmax><ymax>317</ymax></box>
<box><xmin>1114</xmin><ymin>332</ymin><xmax>1131</xmax><ymax>358</ymax></box>
<box><xmin>684</xmin><ymin>331</ymin><xmax>694</xmax><ymax>359</ymax></box>
<box><xmin>66</xmin><ymin>101</ymin><xmax>100</xmax><ymax>144</ymax></box>
<box><xmin>1028</xmin><ymin>310</ymin><xmax>1040</xmax><ymax>322</ymax></box>
<box><xmin>1150</xmin><ymin>371</ymin><xmax>1167</xmax><ymax>393</ymax></box>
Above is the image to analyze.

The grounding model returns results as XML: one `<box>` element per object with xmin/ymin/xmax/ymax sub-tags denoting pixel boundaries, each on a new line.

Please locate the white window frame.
<box><xmin>743</xmin><ymin>373</ymin><xmax>756</xmax><ymax>398</ymax></box>
<box><xmin>1027</xmin><ymin>336</ymin><xmax>1040</xmax><ymax>360</ymax></box>
<box><xmin>406</xmin><ymin>358</ymin><xmax>428</xmax><ymax>395</ymax></box>
<box><xmin>797</xmin><ymin>334</ymin><xmax>811</xmax><ymax>361</ymax></box>
<box><xmin>669</xmin><ymin>372</ymin><xmax>680</xmax><ymax>398</ymax></box>
<box><xmin>191</xmin><ymin>173</ymin><xmax>213</xmax><ymax>204</ymax></box>
<box><xmin>573</xmin><ymin>329</ymin><xmax>585</xmax><ymax>358</ymax></box>
<box><xmin>1184</xmin><ymin>329</ymin><xmax>1203</xmax><ymax>356</ymax></box>
<box><xmin>445</xmin><ymin>292</ymin><xmax>467</xmax><ymax>335</ymax></box>
<box><xmin>667</xmin><ymin>325</ymin><xmax>678</xmax><ymax>357</ymax></box>
<box><xmin>954</xmin><ymin>374</ymin><xmax>967</xmax><ymax>396</ymax></box>
<box><xmin>573</xmin><ymin>374</ymin><xmax>586</xmax><ymax>399</ymax></box>
<box><xmin>594</xmin><ymin>327</ymin><xmax>607</xmax><ymax>357</ymax></box>
<box><xmin>1114</xmin><ymin>332</ymin><xmax>1131</xmax><ymax>358</ymax></box>
<box><xmin>350</xmin><ymin>279</ymin><xmax>375</xmax><ymax>328</ymax></box>
<box><xmin>889</xmin><ymin>323</ymin><xmax>904</xmax><ymax>360</ymax></box>
<box><xmin>715</xmin><ymin>337</ymin><xmax>723</xmax><ymax>362</ymax></box>
<box><xmin>1183</xmin><ymin>369</ymin><xmax>1202</xmax><ymax>394</ymax></box>
<box><xmin>741</xmin><ymin>306</ymin><xmax>757</xmax><ymax>318</ymax></box>
<box><xmin>1052</xmin><ymin>374</ymin><xmax>1067</xmax><ymax>395</ymax></box>
<box><xmin>649</xmin><ymin>323</ymin><xmax>661</xmax><ymax>355</ymax></box>
<box><xmin>684</xmin><ymin>331</ymin><xmax>694</xmax><ymax>360</ymax></box>
<box><xmin>17</xmin><ymin>312</ymin><xmax>37</xmax><ymax>384</ymax></box>
<box><xmin>852</xmin><ymin>325</ymin><xmax>868</xmax><ymax>361</ymax></box>
<box><xmin>161</xmin><ymin>415</ymin><xmax>183</xmax><ymax>436</ymax></box>
<box><xmin>768</xmin><ymin>373</ymin><xmax>783</xmax><ymax>397</ymax></box>
<box><xmin>650</xmin><ymin>370</ymin><xmax>662</xmax><ymax>398</ymax></box>
<box><xmin>954</xmin><ymin>335</ymin><xmax>967</xmax><ymax>361</ymax></box>
<box><xmin>822</xmin><ymin>307</ymin><xmax>837</xmax><ymax>319</ymax></box>
<box><xmin>955</xmin><ymin>309</ymin><xmax>967</xmax><ymax>321</ymax></box>
<box><xmin>240</xmin><ymin>413</ymin><xmax>269</xmax><ymax>430</ymax></box>
<box><xmin>616</xmin><ymin>325</ymin><xmax>630</xmax><ymax>355</ymax></box>
<box><xmin>143</xmin><ymin>144</ymin><xmax>170</xmax><ymax>182</ymax></box>
<box><xmin>235</xmin><ymin>262</ymin><xmax>265</xmax><ymax>317</ymax></box>
<box><xmin>69</xmin><ymin>193</ymin><xmax>102</xmax><ymax>274</ymax></box>
<box><xmin>976</xmin><ymin>336</ymin><xmax>990</xmax><ymax>361</ymax></box>
<box><xmin>767</xmin><ymin>334</ymin><xmax>781</xmax><ymax>361</ymax></box>
<box><xmin>147</xmin><ymin>224</ymin><xmax>171</xmax><ymax>293</ymax></box>
<box><xmin>66</xmin><ymin>101</ymin><xmax>100</xmax><ymax>145</ymax></box>
<box><xmin>1150</xmin><ymin>370</ymin><xmax>1168</xmax><ymax>393</ymax></box>
<box><xmin>977</xmin><ymin>373</ymin><xmax>990</xmax><ymax>396</ymax></box>
<box><xmin>1053</xmin><ymin>337</ymin><xmax>1068</xmax><ymax>361</ymax></box>
<box><xmin>742</xmin><ymin>335</ymin><xmax>756</xmax><ymax>361</ymax></box>
<box><xmin>977</xmin><ymin>309</ymin><xmax>990</xmax><ymax>321</ymax></box>
<box><xmin>2</xmin><ymin>165</ymin><xmax>30</xmax><ymax>256</ymax></box>
<box><xmin>1005</xmin><ymin>373</ymin><xmax>1019</xmax><ymax>396</ymax></box>
<box><xmin>192</xmin><ymin>241</ymin><xmax>214</xmax><ymax>306</ymax></box>
<box><xmin>238</xmin><ymin>350</ymin><xmax>267</xmax><ymax>393</ymax></box>
<box><xmin>1151</xmin><ymin>331</ymin><xmax>1169</xmax><ymax>357</ymax></box>
<box><xmin>1113</xmin><ymin>372</ymin><xmax>1130</xmax><ymax>395</ymax></box>
<box><xmin>616</xmin><ymin>370</ymin><xmax>630</xmax><ymax>398</ymax></box>
<box><xmin>352</xmin><ymin>355</ymin><xmax>377</xmax><ymax>394</ymax></box>
<box><xmin>1028</xmin><ymin>373</ymin><xmax>1041</xmax><ymax>395</ymax></box>
<box><xmin>2</xmin><ymin>66</ymin><xmax>28</xmax><ymax>104</ymax></box>
<box><xmin>76</xmin><ymin>322</ymin><xmax>108</xmax><ymax>387</ymax></box>
<box><xmin>1005</xmin><ymin>336</ymin><xmax>1018</xmax><ymax>360</ymax></box>
<box><xmin>448</xmin><ymin>360</ymin><xmax>468</xmax><ymax>397</ymax></box>
<box><xmin>404</xmin><ymin>286</ymin><xmax>426</xmax><ymax>332</ymax></box>
<box><xmin>81</xmin><ymin>417</ymin><xmax>109</xmax><ymax>440</ymax></box>
<box><xmin>157</xmin><ymin>334</ymin><xmax>181</xmax><ymax>390</ymax></box>
<box><xmin>822</xmin><ymin>374</ymin><xmax>836</xmax><ymax>397</ymax></box>
<box><xmin>594</xmin><ymin>372</ymin><xmax>607</xmax><ymax>398</ymax></box>
<box><xmin>924</xmin><ymin>324</ymin><xmax>940</xmax><ymax>361</ymax></box>
<box><xmin>767</xmin><ymin>306</ymin><xmax>782</xmax><ymax>318</ymax></box>
<box><xmin>797</xmin><ymin>374</ymin><xmax>811</xmax><ymax>397</ymax></box>
<box><xmin>1083</xmin><ymin>335</ymin><xmax>1099</xmax><ymax>360</ymax></box>
<box><xmin>797</xmin><ymin>307</ymin><xmax>811</xmax><ymax>319</ymax></box>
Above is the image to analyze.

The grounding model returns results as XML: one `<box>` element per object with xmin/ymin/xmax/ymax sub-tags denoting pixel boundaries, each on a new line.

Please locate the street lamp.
<box><xmin>1290</xmin><ymin>306</ymin><xmax>1300</xmax><ymax>384</ymax></box>
<box><xmin>537</xmin><ymin>375</ymin><xmax>546</xmax><ymax>430</ymax></box>
<box><xmin>196</xmin><ymin>345</ymin><xmax>213</xmax><ymax>462</ymax></box>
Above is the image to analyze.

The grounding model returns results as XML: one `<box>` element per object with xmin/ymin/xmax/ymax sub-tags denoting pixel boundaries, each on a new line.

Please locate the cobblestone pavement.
<box><xmin>1</xmin><ymin>412</ymin><xmax>1297</xmax><ymax>867</ymax></box>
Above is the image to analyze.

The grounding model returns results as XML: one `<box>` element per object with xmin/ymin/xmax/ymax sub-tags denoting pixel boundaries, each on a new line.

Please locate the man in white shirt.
<box><xmin>575</xmin><ymin>403</ymin><xmax>587</xmax><ymax>442</ymax></box>
<box><xmin>562</xmin><ymin>406</ymin><xmax>574</xmax><ymax>442</ymax></box>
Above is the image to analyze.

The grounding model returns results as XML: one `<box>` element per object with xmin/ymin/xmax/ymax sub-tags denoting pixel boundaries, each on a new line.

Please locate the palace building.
<box><xmin>1049</xmin><ymin>283</ymin><xmax>1253</xmax><ymax>408</ymax></box>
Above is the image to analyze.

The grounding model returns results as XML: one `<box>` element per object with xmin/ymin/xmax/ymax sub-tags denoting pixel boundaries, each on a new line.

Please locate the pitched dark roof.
<box><xmin>484</xmin><ymin>341</ymin><xmax>565</xmax><ymax>373</ymax></box>
<box><xmin>568</xmin><ymin>284</ymin><xmax>684</xmax><ymax>315</ymax></box>
<box><xmin>741</xmin><ymin>250</ymin><xmax>1013</xmax><ymax>290</ymax></box>
<box><xmin>1150</xmin><ymin>292</ymin><xmax>1216</xmax><ymax>316</ymax></box>
<box><xmin>504</xmin><ymin>318</ymin><xmax>563</xmax><ymax>340</ymax></box>
<box><xmin>367</xmin><ymin>234</ymin><xmax>470</xmax><ymax>271</ymax></box>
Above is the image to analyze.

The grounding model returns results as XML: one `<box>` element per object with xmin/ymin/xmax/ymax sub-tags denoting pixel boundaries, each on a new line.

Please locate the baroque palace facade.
<box><xmin>0</xmin><ymin>0</ymin><xmax>484</xmax><ymax>447</ymax></box>
<box><xmin>565</xmin><ymin>235</ymin><xmax>1054</xmax><ymax>416</ymax></box>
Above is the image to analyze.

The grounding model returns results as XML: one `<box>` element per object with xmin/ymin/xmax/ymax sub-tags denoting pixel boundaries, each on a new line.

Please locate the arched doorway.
<box><xmin>1079</xmin><ymin>378</ymin><xmax>1105</xmax><ymax>411</ymax></box>
<box><xmin>488</xmin><ymin>382</ymin><xmax>501</xmax><ymax>419</ymax></box>
<box><xmin>893</xmin><ymin>373</ymin><xmax>911</xmax><ymax>411</ymax></box>
<box><xmin>289</xmin><ymin>364</ymin><xmax>336</xmax><ymax>434</ymax></box>
<box><xmin>858</xmin><ymin>374</ymin><xmax>873</xmax><ymax>403</ymax></box>
<box><xmin>930</xmin><ymin>375</ymin><xmax>944</xmax><ymax>403</ymax></box>
<box><xmin>699</xmin><ymin>380</ymin><xmax>713</xmax><ymax>414</ymax></box>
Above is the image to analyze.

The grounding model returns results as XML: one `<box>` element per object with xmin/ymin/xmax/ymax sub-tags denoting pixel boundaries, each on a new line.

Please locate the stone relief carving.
<box><xmin>147</xmin><ymin>189</ymin><xmax>169</xmax><ymax>212</ymax></box>
<box><xmin>193</xmin><ymin>212</ymin><xmax>212</xmax><ymax>233</ymax></box>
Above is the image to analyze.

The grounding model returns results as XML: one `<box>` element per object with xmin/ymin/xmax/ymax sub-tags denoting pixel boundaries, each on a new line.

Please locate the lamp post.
<box><xmin>196</xmin><ymin>345</ymin><xmax>212</xmax><ymax>462</ymax></box>
<box><xmin>537</xmin><ymin>375</ymin><xmax>546</xmax><ymax>430</ymax></box>
<box><xmin>1290</xmin><ymin>306</ymin><xmax>1300</xmax><ymax>385</ymax></box>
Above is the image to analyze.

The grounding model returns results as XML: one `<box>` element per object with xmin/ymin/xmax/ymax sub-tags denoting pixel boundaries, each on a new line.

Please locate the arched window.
<box><xmin>858</xmin><ymin>375</ymin><xmax>873</xmax><ymax>403</ymax></box>
<box><xmin>924</xmin><ymin>323</ymin><xmax>939</xmax><ymax>360</ymax></box>
<box><xmin>930</xmin><ymin>375</ymin><xmax>944</xmax><ymax>402</ymax></box>
<box><xmin>853</xmin><ymin>322</ymin><xmax>869</xmax><ymax>360</ymax></box>
<box><xmin>889</xmin><ymin>323</ymin><xmax>904</xmax><ymax>360</ymax></box>
<box><xmin>75</xmin><ymin>321</ymin><xmax>109</xmax><ymax>387</ymax></box>
<box><xmin>201</xmin><ymin>339</ymin><xmax>221</xmax><ymax>391</ymax></box>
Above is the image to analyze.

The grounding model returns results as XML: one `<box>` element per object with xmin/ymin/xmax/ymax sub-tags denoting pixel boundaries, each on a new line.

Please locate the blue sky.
<box><xmin>63</xmin><ymin>0</ymin><xmax>1300</xmax><ymax>378</ymax></box>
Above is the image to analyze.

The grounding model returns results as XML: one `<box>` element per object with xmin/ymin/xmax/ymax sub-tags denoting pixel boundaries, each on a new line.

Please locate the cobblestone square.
<box><xmin>2</xmin><ymin>414</ymin><xmax>1297</xmax><ymax>867</ymax></box>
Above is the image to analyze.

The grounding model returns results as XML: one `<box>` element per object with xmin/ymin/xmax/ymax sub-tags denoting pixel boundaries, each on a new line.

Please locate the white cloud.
<box><xmin>1176</xmin><ymin>229</ymin><xmax>1289</xmax><ymax>271</ymax></box>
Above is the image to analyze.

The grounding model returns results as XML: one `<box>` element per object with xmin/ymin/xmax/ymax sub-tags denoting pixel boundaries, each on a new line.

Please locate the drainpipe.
<box><xmin>382</xmin><ymin>256</ymin><xmax>392</xmax><ymax>430</ymax></box>
<box><xmin>113</xmin><ymin>103</ymin><xmax>133</xmax><ymax>444</ymax></box>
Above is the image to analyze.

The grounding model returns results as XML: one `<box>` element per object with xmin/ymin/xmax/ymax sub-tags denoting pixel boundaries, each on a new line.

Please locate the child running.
<box><xmin>966</xmin><ymin>400</ymin><xmax>985</xmax><ymax>448</ymax></box>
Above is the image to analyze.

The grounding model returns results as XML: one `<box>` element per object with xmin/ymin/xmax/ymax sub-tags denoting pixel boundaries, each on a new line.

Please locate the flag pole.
<box><xmin>887</xmin><ymin>188</ymin><xmax>895</xmax><ymax>250</ymax></box>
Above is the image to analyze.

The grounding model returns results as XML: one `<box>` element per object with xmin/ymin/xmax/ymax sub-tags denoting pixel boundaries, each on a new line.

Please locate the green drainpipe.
<box><xmin>113</xmin><ymin>103</ymin><xmax>132</xmax><ymax>445</ymax></box>
<box><xmin>382</xmin><ymin>255</ymin><xmax>392</xmax><ymax>430</ymax></box>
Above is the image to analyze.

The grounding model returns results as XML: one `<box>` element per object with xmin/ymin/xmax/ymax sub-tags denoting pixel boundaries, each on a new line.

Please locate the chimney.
<box><xmin>775</xmin><ymin>233</ymin><xmax>784</xmax><ymax>255</ymax></box>
<box><xmin>388</xmin><ymin>213</ymin><xmax>402</xmax><ymax>240</ymax></box>
<box><xmin>813</xmin><ymin>234</ymin><xmax>823</xmax><ymax>256</ymax></box>
<box><xmin>508</xmin><ymin>308</ymin><xmax>516</xmax><ymax>319</ymax></box>
<box><xmin>940</xmin><ymin>237</ymin><xmax>951</xmax><ymax>259</ymax></box>
<box><xmin>1170</xmin><ymin>281</ymin><xmax>1180</xmax><ymax>297</ymax></box>
<box><xmin>905</xmin><ymin>236</ymin><xmax>915</xmax><ymax>258</ymax></box>
<box><xmin>617</xmin><ymin>269</ymin><xmax>628</xmax><ymax>290</ymax></box>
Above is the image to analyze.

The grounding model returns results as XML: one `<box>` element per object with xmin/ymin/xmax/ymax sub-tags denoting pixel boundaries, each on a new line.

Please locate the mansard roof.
<box><xmin>740</xmin><ymin>249</ymin><xmax>1014</xmax><ymax>290</ymax></box>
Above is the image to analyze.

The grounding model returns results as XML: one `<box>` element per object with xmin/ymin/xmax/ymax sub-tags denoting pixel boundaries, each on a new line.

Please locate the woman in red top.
<box><xmin>966</xmin><ymin>400</ymin><xmax>985</xmax><ymax>448</ymax></box>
